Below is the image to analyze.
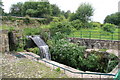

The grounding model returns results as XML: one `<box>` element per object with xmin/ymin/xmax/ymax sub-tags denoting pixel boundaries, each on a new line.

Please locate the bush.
<box><xmin>27</xmin><ymin>47</ymin><xmax>40</xmax><ymax>55</ymax></box>
<box><xmin>50</xmin><ymin>21</ymin><xmax>74</xmax><ymax>36</ymax></box>
<box><xmin>48</xmin><ymin>39</ymin><xmax>119</xmax><ymax>73</ymax></box>
<box><xmin>23</xmin><ymin>16</ymin><xmax>31</xmax><ymax>24</ymax></box>
<box><xmin>71</xmin><ymin>19</ymin><xmax>84</xmax><ymax>29</ymax></box>
<box><xmin>23</xmin><ymin>27</ymin><xmax>42</xmax><ymax>35</ymax></box>
<box><xmin>90</xmin><ymin>22</ymin><xmax>101</xmax><ymax>27</ymax></box>
<box><xmin>102</xmin><ymin>23</ymin><xmax>116</xmax><ymax>33</ymax></box>
<box><xmin>49</xmin><ymin>39</ymin><xmax>86</xmax><ymax>68</ymax></box>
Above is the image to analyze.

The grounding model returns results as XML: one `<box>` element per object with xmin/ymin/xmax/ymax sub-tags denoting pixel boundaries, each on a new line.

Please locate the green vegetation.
<box><xmin>70</xmin><ymin>3</ymin><xmax>94</xmax><ymax>23</ymax></box>
<box><xmin>104</xmin><ymin>12</ymin><xmax>120</xmax><ymax>26</ymax></box>
<box><xmin>27</xmin><ymin>47</ymin><xmax>39</xmax><ymax>55</ymax></box>
<box><xmin>102</xmin><ymin>23</ymin><xmax>116</xmax><ymax>33</ymax></box>
<box><xmin>23</xmin><ymin>27</ymin><xmax>42</xmax><ymax>35</ymax></box>
<box><xmin>68</xmin><ymin>28</ymin><xmax>119</xmax><ymax>40</ymax></box>
<box><xmin>47</xmin><ymin>39</ymin><xmax>119</xmax><ymax>73</ymax></box>
<box><xmin>1</xmin><ymin>0</ymin><xmax>119</xmax><ymax>75</ymax></box>
<box><xmin>9</xmin><ymin>1</ymin><xmax>61</xmax><ymax>18</ymax></box>
<box><xmin>0</xmin><ymin>25</ymin><xmax>15</xmax><ymax>31</ymax></box>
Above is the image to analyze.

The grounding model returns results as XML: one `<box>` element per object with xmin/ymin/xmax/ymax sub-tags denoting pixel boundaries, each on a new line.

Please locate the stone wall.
<box><xmin>0</xmin><ymin>30</ymin><xmax>22</xmax><ymax>53</ymax></box>
<box><xmin>68</xmin><ymin>38</ymin><xmax>120</xmax><ymax>50</ymax></box>
<box><xmin>0</xmin><ymin>30</ymin><xmax>9</xmax><ymax>53</ymax></box>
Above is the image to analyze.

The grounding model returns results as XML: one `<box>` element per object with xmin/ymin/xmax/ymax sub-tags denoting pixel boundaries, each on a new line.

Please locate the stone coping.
<box><xmin>68</xmin><ymin>38</ymin><xmax>120</xmax><ymax>42</ymax></box>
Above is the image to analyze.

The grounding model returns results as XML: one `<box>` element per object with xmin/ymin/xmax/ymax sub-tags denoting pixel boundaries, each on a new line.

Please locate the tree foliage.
<box><xmin>102</xmin><ymin>23</ymin><xmax>116</xmax><ymax>33</ymax></box>
<box><xmin>50</xmin><ymin>21</ymin><xmax>74</xmax><ymax>37</ymax></box>
<box><xmin>0</xmin><ymin>0</ymin><xmax>4</xmax><ymax>15</ymax></box>
<box><xmin>10</xmin><ymin>2</ymin><xmax>23</xmax><ymax>16</ymax></box>
<box><xmin>104</xmin><ymin>12</ymin><xmax>120</xmax><ymax>26</ymax></box>
<box><xmin>10</xmin><ymin>1</ymin><xmax>61</xmax><ymax>18</ymax></box>
<box><xmin>51</xmin><ymin>4</ymin><xmax>61</xmax><ymax>17</ymax></box>
<box><xmin>70</xmin><ymin>3</ymin><xmax>94</xmax><ymax>22</ymax></box>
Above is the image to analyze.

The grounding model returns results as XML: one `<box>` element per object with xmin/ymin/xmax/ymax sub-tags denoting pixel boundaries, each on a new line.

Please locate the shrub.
<box><xmin>48</xmin><ymin>39</ymin><xmax>119</xmax><ymax>73</ymax></box>
<box><xmin>27</xmin><ymin>47</ymin><xmax>40</xmax><ymax>55</ymax></box>
<box><xmin>102</xmin><ymin>23</ymin><xmax>116</xmax><ymax>33</ymax></box>
<box><xmin>90</xmin><ymin>22</ymin><xmax>101</xmax><ymax>27</ymax></box>
<box><xmin>23</xmin><ymin>27</ymin><xmax>42</xmax><ymax>35</ymax></box>
<box><xmin>49</xmin><ymin>39</ymin><xmax>86</xmax><ymax>68</ymax></box>
<box><xmin>23</xmin><ymin>16</ymin><xmax>31</xmax><ymax>24</ymax></box>
<box><xmin>71</xmin><ymin>19</ymin><xmax>84</xmax><ymax>29</ymax></box>
<box><xmin>50</xmin><ymin>21</ymin><xmax>74</xmax><ymax>36</ymax></box>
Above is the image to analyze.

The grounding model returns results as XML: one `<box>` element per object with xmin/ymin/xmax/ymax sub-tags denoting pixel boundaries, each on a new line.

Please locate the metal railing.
<box><xmin>69</xmin><ymin>31</ymin><xmax>120</xmax><ymax>40</ymax></box>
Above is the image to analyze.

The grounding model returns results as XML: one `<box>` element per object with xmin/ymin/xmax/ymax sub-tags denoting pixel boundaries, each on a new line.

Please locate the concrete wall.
<box><xmin>0</xmin><ymin>30</ymin><xmax>9</xmax><ymax>53</ymax></box>
<box><xmin>68</xmin><ymin>38</ymin><xmax>120</xmax><ymax>50</ymax></box>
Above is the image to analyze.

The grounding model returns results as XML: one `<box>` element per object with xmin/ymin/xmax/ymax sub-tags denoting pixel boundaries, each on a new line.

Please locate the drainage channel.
<box><xmin>14</xmin><ymin>52</ymin><xmax>117</xmax><ymax>78</ymax></box>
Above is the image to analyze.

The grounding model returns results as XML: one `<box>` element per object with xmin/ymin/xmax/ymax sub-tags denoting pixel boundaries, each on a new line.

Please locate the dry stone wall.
<box><xmin>68</xmin><ymin>38</ymin><xmax>120</xmax><ymax>50</ymax></box>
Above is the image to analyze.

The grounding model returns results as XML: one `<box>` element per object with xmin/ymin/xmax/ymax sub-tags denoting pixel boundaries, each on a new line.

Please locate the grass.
<box><xmin>0</xmin><ymin>25</ymin><xmax>15</xmax><ymax>31</ymax></box>
<box><xmin>68</xmin><ymin>28</ymin><xmax>120</xmax><ymax>40</ymax></box>
<box><xmin>1</xmin><ymin>24</ymin><xmax>119</xmax><ymax>40</ymax></box>
<box><xmin>2</xmin><ymin>54</ymin><xmax>68</xmax><ymax>78</ymax></box>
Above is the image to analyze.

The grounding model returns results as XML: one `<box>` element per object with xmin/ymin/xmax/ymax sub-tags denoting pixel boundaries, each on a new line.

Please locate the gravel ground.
<box><xmin>2</xmin><ymin>53</ymin><xmax>68</xmax><ymax>78</ymax></box>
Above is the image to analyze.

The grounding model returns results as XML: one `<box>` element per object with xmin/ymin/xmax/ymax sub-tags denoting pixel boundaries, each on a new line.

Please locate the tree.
<box><xmin>51</xmin><ymin>4</ymin><xmax>61</xmax><ymax>16</ymax></box>
<box><xmin>104</xmin><ymin>12</ymin><xmax>120</xmax><ymax>26</ymax></box>
<box><xmin>26</xmin><ymin>9</ymin><xmax>38</xmax><ymax>17</ymax></box>
<box><xmin>70</xmin><ymin>3</ymin><xmax>94</xmax><ymax>22</ymax></box>
<box><xmin>63</xmin><ymin>10</ymin><xmax>71</xmax><ymax>19</ymax></box>
<box><xmin>0</xmin><ymin>0</ymin><xmax>4</xmax><ymax>15</ymax></box>
<box><xmin>22</xmin><ymin>1</ymin><xmax>52</xmax><ymax>17</ymax></box>
<box><xmin>22</xmin><ymin>1</ymin><xmax>39</xmax><ymax>16</ymax></box>
<box><xmin>37</xmin><ymin>2</ymin><xmax>52</xmax><ymax>17</ymax></box>
<box><xmin>10</xmin><ymin>2</ymin><xmax>23</xmax><ymax>16</ymax></box>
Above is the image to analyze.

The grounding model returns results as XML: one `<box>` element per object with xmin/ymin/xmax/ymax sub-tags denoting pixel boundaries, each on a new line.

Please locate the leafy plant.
<box><xmin>71</xmin><ymin>19</ymin><xmax>84</xmax><ymax>29</ymax></box>
<box><xmin>48</xmin><ymin>39</ymin><xmax>119</xmax><ymax>73</ymax></box>
<box><xmin>27</xmin><ymin>47</ymin><xmax>40</xmax><ymax>55</ymax></box>
<box><xmin>55</xmin><ymin>67</ymin><xmax>61</xmax><ymax>72</ymax></box>
<box><xmin>102</xmin><ymin>23</ymin><xmax>116</xmax><ymax>33</ymax></box>
<box><xmin>50</xmin><ymin>21</ymin><xmax>74</xmax><ymax>36</ymax></box>
<box><xmin>48</xmin><ymin>39</ymin><xmax>86</xmax><ymax>68</ymax></box>
<box><xmin>23</xmin><ymin>27</ymin><xmax>42</xmax><ymax>35</ymax></box>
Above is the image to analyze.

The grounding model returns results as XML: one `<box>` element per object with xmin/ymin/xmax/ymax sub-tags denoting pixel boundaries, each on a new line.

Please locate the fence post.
<box><xmin>73</xmin><ymin>33</ymin><xmax>74</xmax><ymax>38</ymax></box>
<box><xmin>89</xmin><ymin>31</ymin><xmax>91</xmax><ymax>39</ymax></box>
<box><xmin>99</xmin><ymin>32</ymin><xmax>101</xmax><ymax>40</ymax></box>
<box><xmin>81</xmin><ymin>31</ymin><xmax>82</xmax><ymax>38</ymax></box>
<box><xmin>111</xmin><ymin>33</ymin><xmax>114</xmax><ymax>40</ymax></box>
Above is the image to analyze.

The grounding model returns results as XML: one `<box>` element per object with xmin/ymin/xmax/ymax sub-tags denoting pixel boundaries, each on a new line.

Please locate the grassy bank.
<box><xmin>68</xmin><ymin>28</ymin><xmax>119</xmax><ymax>40</ymax></box>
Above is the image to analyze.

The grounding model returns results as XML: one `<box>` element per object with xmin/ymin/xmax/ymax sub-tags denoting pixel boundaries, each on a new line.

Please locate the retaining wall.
<box><xmin>68</xmin><ymin>38</ymin><xmax>120</xmax><ymax>50</ymax></box>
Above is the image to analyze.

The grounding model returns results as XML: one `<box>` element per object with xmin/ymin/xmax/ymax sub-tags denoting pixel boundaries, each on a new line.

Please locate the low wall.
<box><xmin>68</xmin><ymin>38</ymin><xmax>120</xmax><ymax>50</ymax></box>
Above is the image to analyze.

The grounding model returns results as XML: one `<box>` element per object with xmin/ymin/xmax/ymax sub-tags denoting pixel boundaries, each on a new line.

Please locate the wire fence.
<box><xmin>69</xmin><ymin>31</ymin><xmax>120</xmax><ymax>40</ymax></box>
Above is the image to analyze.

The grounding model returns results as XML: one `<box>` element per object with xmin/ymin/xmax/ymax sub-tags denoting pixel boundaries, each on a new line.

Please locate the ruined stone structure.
<box><xmin>0</xmin><ymin>30</ymin><xmax>9</xmax><ymax>52</ymax></box>
<box><xmin>68</xmin><ymin>38</ymin><xmax>120</xmax><ymax>50</ymax></box>
<box><xmin>0</xmin><ymin>30</ymin><xmax>23</xmax><ymax>53</ymax></box>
